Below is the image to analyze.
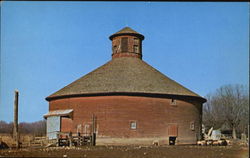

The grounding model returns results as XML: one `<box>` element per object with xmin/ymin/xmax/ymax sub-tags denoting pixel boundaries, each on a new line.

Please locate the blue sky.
<box><xmin>1</xmin><ymin>2</ymin><xmax>249</xmax><ymax>122</ymax></box>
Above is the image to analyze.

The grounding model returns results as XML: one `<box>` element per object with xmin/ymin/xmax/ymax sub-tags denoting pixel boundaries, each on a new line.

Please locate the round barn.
<box><xmin>44</xmin><ymin>27</ymin><xmax>206</xmax><ymax>145</ymax></box>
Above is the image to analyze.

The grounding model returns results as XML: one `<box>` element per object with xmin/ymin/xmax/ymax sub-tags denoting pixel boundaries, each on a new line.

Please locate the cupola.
<box><xmin>109</xmin><ymin>27</ymin><xmax>144</xmax><ymax>59</ymax></box>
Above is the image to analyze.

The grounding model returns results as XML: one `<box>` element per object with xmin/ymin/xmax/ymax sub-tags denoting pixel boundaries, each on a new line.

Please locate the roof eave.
<box><xmin>109</xmin><ymin>33</ymin><xmax>145</xmax><ymax>40</ymax></box>
<box><xmin>45</xmin><ymin>92</ymin><xmax>206</xmax><ymax>103</ymax></box>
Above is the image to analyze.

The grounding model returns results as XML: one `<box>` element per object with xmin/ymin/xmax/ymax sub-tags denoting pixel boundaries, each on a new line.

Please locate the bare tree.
<box><xmin>0</xmin><ymin>121</ymin><xmax>13</xmax><ymax>133</ymax></box>
<box><xmin>203</xmin><ymin>95</ymin><xmax>224</xmax><ymax>130</ymax></box>
<box><xmin>203</xmin><ymin>84</ymin><xmax>249</xmax><ymax>139</ymax></box>
<box><xmin>0</xmin><ymin>120</ymin><xmax>46</xmax><ymax>136</ymax></box>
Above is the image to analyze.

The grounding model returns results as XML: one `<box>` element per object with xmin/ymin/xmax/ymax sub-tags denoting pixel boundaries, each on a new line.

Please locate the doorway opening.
<box><xmin>169</xmin><ymin>136</ymin><xmax>176</xmax><ymax>145</ymax></box>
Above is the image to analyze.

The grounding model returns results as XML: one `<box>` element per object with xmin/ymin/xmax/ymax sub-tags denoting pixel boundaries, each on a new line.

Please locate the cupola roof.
<box><xmin>109</xmin><ymin>27</ymin><xmax>144</xmax><ymax>40</ymax></box>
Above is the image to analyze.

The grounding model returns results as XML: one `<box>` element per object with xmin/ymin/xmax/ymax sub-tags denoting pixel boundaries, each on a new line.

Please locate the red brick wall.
<box><xmin>48</xmin><ymin>95</ymin><xmax>202</xmax><ymax>144</ymax></box>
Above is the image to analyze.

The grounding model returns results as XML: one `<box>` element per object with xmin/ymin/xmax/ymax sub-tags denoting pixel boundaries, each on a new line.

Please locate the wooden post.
<box><xmin>28</xmin><ymin>137</ymin><xmax>31</xmax><ymax>147</ymax></box>
<box><xmin>91</xmin><ymin>114</ymin><xmax>96</xmax><ymax>146</ymax></box>
<box><xmin>248</xmin><ymin>124</ymin><xmax>249</xmax><ymax>145</ymax></box>
<box><xmin>69</xmin><ymin>132</ymin><xmax>72</xmax><ymax>147</ymax></box>
<box><xmin>56</xmin><ymin>133</ymin><xmax>59</xmax><ymax>147</ymax></box>
<box><xmin>13</xmin><ymin>90</ymin><xmax>19</xmax><ymax>148</ymax></box>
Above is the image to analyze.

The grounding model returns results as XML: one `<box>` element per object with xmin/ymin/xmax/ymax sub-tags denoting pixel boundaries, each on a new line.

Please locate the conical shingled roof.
<box><xmin>46</xmin><ymin>57</ymin><xmax>205</xmax><ymax>102</ymax></box>
<box><xmin>114</xmin><ymin>27</ymin><xmax>140</xmax><ymax>34</ymax></box>
<box><xmin>109</xmin><ymin>27</ymin><xmax>144</xmax><ymax>40</ymax></box>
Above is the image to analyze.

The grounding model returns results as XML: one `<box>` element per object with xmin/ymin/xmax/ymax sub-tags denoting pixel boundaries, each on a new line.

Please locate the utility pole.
<box><xmin>13</xmin><ymin>90</ymin><xmax>19</xmax><ymax>148</ymax></box>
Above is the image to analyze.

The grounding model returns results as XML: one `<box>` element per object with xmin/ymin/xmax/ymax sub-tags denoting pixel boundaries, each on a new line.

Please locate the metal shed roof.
<box><xmin>43</xmin><ymin>109</ymin><xmax>73</xmax><ymax>118</ymax></box>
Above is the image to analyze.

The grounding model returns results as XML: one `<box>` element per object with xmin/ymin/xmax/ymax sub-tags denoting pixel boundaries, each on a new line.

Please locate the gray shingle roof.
<box><xmin>46</xmin><ymin>57</ymin><xmax>205</xmax><ymax>102</ymax></box>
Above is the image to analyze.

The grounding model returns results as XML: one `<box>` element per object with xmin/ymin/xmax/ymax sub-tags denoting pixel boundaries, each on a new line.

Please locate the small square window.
<box><xmin>130</xmin><ymin>121</ymin><xmax>137</xmax><ymax>130</ymax></box>
<box><xmin>170</xmin><ymin>99</ymin><xmax>177</xmax><ymax>106</ymax></box>
<box><xmin>190</xmin><ymin>122</ymin><xmax>195</xmax><ymax>131</ymax></box>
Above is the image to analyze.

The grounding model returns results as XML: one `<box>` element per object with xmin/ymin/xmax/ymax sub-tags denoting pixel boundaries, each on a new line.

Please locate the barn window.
<box><xmin>130</xmin><ymin>121</ymin><xmax>137</xmax><ymax>130</ymax></box>
<box><xmin>133</xmin><ymin>45</ymin><xmax>139</xmax><ymax>53</ymax></box>
<box><xmin>134</xmin><ymin>38</ymin><xmax>139</xmax><ymax>44</ymax></box>
<box><xmin>190</xmin><ymin>122</ymin><xmax>195</xmax><ymax>131</ymax></box>
<box><xmin>121</xmin><ymin>37</ymin><xmax>128</xmax><ymax>52</ymax></box>
<box><xmin>170</xmin><ymin>99</ymin><xmax>177</xmax><ymax>106</ymax></box>
<box><xmin>112</xmin><ymin>45</ymin><xmax>117</xmax><ymax>53</ymax></box>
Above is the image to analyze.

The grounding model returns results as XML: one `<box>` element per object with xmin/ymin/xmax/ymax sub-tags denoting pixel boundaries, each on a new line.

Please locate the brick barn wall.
<box><xmin>49</xmin><ymin>95</ymin><xmax>202</xmax><ymax>145</ymax></box>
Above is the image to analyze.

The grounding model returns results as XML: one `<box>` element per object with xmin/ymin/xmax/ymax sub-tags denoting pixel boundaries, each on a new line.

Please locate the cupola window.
<box><xmin>112</xmin><ymin>45</ymin><xmax>117</xmax><ymax>53</ymax></box>
<box><xmin>121</xmin><ymin>37</ymin><xmax>128</xmax><ymax>52</ymax></box>
<box><xmin>133</xmin><ymin>45</ymin><xmax>139</xmax><ymax>53</ymax></box>
<box><xmin>134</xmin><ymin>38</ymin><xmax>139</xmax><ymax>44</ymax></box>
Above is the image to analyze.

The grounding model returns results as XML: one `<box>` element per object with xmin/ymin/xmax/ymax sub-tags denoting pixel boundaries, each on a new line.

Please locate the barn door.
<box><xmin>168</xmin><ymin>124</ymin><xmax>178</xmax><ymax>145</ymax></box>
<box><xmin>47</xmin><ymin>116</ymin><xmax>61</xmax><ymax>139</ymax></box>
<box><xmin>168</xmin><ymin>124</ymin><xmax>178</xmax><ymax>137</ymax></box>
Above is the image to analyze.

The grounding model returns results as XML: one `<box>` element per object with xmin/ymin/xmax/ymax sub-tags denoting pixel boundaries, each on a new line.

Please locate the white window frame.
<box><xmin>130</xmin><ymin>121</ymin><xmax>137</xmax><ymax>130</ymax></box>
<box><xmin>190</xmin><ymin>122</ymin><xmax>195</xmax><ymax>131</ymax></box>
<box><xmin>170</xmin><ymin>99</ymin><xmax>177</xmax><ymax>106</ymax></box>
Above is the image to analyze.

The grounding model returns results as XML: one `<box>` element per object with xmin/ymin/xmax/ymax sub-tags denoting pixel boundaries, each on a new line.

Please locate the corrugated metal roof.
<box><xmin>43</xmin><ymin>109</ymin><xmax>73</xmax><ymax>118</ymax></box>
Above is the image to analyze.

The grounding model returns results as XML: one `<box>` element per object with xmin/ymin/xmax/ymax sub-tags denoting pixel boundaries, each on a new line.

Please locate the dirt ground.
<box><xmin>0</xmin><ymin>145</ymin><xmax>248</xmax><ymax>158</ymax></box>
